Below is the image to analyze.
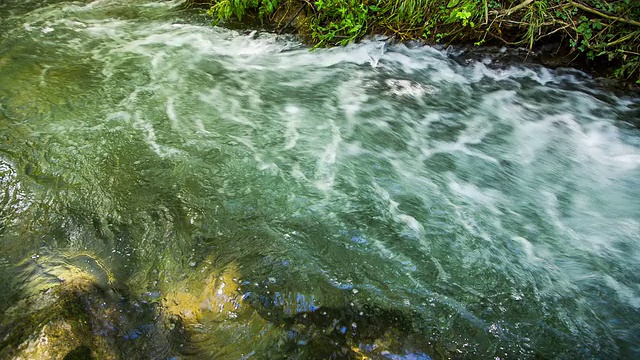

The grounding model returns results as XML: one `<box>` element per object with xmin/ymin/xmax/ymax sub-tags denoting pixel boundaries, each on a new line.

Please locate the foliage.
<box><xmin>204</xmin><ymin>0</ymin><xmax>279</xmax><ymax>23</ymax></box>
<box><xmin>311</xmin><ymin>0</ymin><xmax>370</xmax><ymax>46</ymax></box>
<box><xmin>192</xmin><ymin>0</ymin><xmax>640</xmax><ymax>82</ymax></box>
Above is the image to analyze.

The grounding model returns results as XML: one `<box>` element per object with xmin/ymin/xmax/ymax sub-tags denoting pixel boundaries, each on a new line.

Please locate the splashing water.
<box><xmin>1</xmin><ymin>0</ymin><xmax>639</xmax><ymax>358</ymax></box>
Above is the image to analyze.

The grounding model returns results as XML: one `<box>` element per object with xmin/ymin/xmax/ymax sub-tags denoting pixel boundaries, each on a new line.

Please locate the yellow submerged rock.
<box><xmin>160</xmin><ymin>261</ymin><xmax>285</xmax><ymax>357</ymax></box>
<box><xmin>162</xmin><ymin>261</ymin><xmax>244</xmax><ymax>323</ymax></box>
<box><xmin>3</xmin><ymin>253</ymin><xmax>118</xmax><ymax>360</ymax></box>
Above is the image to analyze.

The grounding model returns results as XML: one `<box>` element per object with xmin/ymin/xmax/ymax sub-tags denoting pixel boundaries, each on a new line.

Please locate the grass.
<box><xmin>188</xmin><ymin>0</ymin><xmax>640</xmax><ymax>82</ymax></box>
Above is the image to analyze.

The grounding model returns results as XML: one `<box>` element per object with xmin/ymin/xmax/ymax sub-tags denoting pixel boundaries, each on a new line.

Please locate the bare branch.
<box><xmin>606</xmin><ymin>31</ymin><xmax>639</xmax><ymax>47</ymax></box>
<box><xmin>500</xmin><ymin>0</ymin><xmax>535</xmax><ymax>15</ymax></box>
<box><xmin>571</xmin><ymin>1</ymin><xmax>640</xmax><ymax>27</ymax></box>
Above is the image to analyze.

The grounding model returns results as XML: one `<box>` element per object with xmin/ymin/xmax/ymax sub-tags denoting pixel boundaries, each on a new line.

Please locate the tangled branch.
<box><xmin>570</xmin><ymin>1</ymin><xmax>640</xmax><ymax>27</ymax></box>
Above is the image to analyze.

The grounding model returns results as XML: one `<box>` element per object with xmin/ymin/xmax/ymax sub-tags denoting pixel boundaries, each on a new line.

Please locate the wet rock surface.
<box><xmin>1</xmin><ymin>252</ymin><xmax>443</xmax><ymax>359</ymax></box>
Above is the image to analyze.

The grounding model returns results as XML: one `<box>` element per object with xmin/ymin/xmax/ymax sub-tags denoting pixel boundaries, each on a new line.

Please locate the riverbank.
<box><xmin>187</xmin><ymin>0</ymin><xmax>640</xmax><ymax>83</ymax></box>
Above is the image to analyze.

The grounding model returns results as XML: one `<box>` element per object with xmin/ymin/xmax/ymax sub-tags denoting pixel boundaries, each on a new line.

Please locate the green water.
<box><xmin>1</xmin><ymin>0</ymin><xmax>640</xmax><ymax>358</ymax></box>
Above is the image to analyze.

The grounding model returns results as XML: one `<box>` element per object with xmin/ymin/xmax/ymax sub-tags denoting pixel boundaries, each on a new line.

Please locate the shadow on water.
<box><xmin>0</xmin><ymin>252</ymin><xmax>448</xmax><ymax>359</ymax></box>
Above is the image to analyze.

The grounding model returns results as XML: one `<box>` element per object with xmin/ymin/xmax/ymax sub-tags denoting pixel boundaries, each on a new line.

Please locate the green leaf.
<box><xmin>348</xmin><ymin>24</ymin><xmax>362</xmax><ymax>33</ymax></box>
<box><xmin>592</xmin><ymin>20</ymin><xmax>603</xmax><ymax>30</ymax></box>
<box><xmin>447</xmin><ymin>0</ymin><xmax>460</xmax><ymax>8</ymax></box>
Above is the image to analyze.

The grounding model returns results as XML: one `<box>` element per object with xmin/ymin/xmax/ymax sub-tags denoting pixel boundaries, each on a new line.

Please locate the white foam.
<box><xmin>314</xmin><ymin>121</ymin><xmax>341</xmax><ymax>192</ymax></box>
<box><xmin>132</xmin><ymin>111</ymin><xmax>180</xmax><ymax>158</ymax></box>
<box><xmin>513</xmin><ymin>112</ymin><xmax>640</xmax><ymax>173</ymax></box>
<box><xmin>512</xmin><ymin>236</ymin><xmax>539</xmax><ymax>262</ymax></box>
<box><xmin>274</xmin><ymin>40</ymin><xmax>386</xmax><ymax>70</ymax></box>
<box><xmin>166</xmin><ymin>97</ymin><xmax>178</xmax><ymax>129</ymax></box>
<box><xmin>371</xmin><ymin>183</ymin><xmax>424</xmax><ymax>236</ymax></box>
<box><xmin>578</xmin><ymin>121</ymin><xmax>640</xmax><ymax>171</ymax></box>
<box><xmin>198</xmin><ymin>89</ymin><xmax>257</xmax><ymax>129</ymax></box>
<box><xmin>384</xmin><ymin>79</ymin><xmax>437</xmax><ymax>98</ymax></box>
<box><xmin>283</xmin><ymin>105</ymin><xmax>301</xmax><ymax>150</ymax></box>
<box><xmin>448</xmin><ymin>175</ymin><xmax>504</xmax><ymax>215</ymax></box>
<box><xmin>603</xmin><ymin>275</ymin><xmax>640</xmax><ymax>309</ymax></box>
<box><xmin>8</xmin><ymin>1</ymin><xmax>639</xmax><ymax>331</ymax></box>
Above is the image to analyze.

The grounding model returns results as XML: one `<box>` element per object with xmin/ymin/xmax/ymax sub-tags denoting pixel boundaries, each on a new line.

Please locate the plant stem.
<box><xmin>570</xmin><ymin>1</ymin><xmax>640</xmax><ymax>27</ymax></box>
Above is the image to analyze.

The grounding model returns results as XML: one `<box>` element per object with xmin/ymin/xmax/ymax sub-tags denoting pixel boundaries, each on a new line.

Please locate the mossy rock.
<box><xmin>1</xmin><ymin>252</ymin><xmax>164</xmax><ymax>359</ymax></box>
<box><xmin>2</xmin><ymin>272</ymin><xmax>117</xmax><ymax>360</ymax></box>
<box><xmin>2</xmin><ymin>251</ymin><xmax>440</xmax><ymax>358</ymax></box>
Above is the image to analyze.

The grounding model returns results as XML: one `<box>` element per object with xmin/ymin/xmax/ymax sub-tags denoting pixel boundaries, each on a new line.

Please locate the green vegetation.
<box><xmin>188</xmin><ymin>0</ymin><xmax>640</xmax><ymax>82</ymax></box>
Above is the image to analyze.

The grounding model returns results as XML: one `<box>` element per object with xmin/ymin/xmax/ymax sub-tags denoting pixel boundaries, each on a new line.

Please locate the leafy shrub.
<box><xmin>194</xmin><ymin>0</ymin><xmax>640</xmax><ymax>82</ymax></box>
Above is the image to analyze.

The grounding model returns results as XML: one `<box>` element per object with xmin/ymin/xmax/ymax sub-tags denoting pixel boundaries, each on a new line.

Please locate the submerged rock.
<box><xmin>1</xmin><ymin>256</ymin><xmax>118</xmax><ymax>359</ymax></box>
<box><xmin>160</xmin><ymin>261</ymin><xmax>285</xmax><ymax>357</ymax></box>
<box><xmin>159</xmin><ymin>258</ymin><xmax>439</xmax><ymax>358</ymax></box>
<box><xmin>0</xmin><ymin>251</ymin><xmax>440</xmax><ymax>358</ymax></box>
<box><xmin>0</xmin><ymin>252</ymin><xmax>174</xmax><ymax>359</ymax></box>
<box><xmin>162</xmin><ymin>261</ymin><xmax>244</xmax><ymax>323</ymax></box>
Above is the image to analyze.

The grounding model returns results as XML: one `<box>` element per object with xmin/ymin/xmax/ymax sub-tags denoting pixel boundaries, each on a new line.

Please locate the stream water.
<box><xmin>1</xmin><ymin>0</ymin><xmax>640</xmax><ymax>359</ymax></box>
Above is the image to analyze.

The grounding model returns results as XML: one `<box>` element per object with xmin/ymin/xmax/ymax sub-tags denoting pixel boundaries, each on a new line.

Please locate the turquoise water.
<box><xmin>1</xmin><ymin>0</ymin><xmax>639</xmax><ymax>358</ymax></box>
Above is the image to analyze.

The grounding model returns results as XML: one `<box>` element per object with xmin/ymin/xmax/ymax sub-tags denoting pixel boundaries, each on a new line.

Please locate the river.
<box><xmin>1</xmin><ymin>0</ymin><xmax>639</xmax><ymax>359</ymax></box>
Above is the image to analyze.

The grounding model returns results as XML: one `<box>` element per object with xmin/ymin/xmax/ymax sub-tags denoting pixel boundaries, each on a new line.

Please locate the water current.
<box><xmin>1</xmin><ymin>0</ymin><xmax>640</xmax><ymax>358</ymax></box>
